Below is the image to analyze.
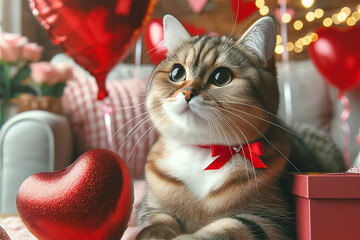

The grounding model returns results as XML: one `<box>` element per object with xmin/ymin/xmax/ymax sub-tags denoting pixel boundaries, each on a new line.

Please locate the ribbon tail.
<box><xmin>205</xmin><ymin>151</ymin><xmax>232</xmax><ymax>170</ymax></box>
<box><xmin>250</xmin><ymin>154</ymin><xmax>267</xmax><ymax>168</ymax></box>
<box><xmin>242</xmin><ymin>148</ymin><xmax>267</xmax><ymax>169</ymax></box>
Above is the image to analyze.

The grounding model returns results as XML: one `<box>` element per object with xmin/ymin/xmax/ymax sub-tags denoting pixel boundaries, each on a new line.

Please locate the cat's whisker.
<box><xmin>219</xmin><ymin>108</ymin><xmax>301</xmax><ymax>174</ymax></box>
<box><xmin>215</xmin><ymin>113</ymin><xmax>258</xmax><ymax>188</ymax></box>
<box><xmin>208</xmin><ymin>100</ymin><xmax>300</xmax><ymax>139</ymax></box>
<box><xmin>117</xmin><ymin>107</ymin><xmax>162</xmax><ymax>151</ymax></box>
<box><xmin>209</xmin><ymin>100</ymin><xmax>279</xmax><ymax>119</ymax></box>
<box><xmin>208</xmin><ymin>111</ymin><xmax>233</xmax><ymax>148</ymax></box>
<box><xmin>225</xmin><ymin>105</ymin><xmax>300</xmax><ymax>139</ymax></box>
<box><xmin>111</xmin><ymin>102</ymin><xmax>146</xmax><ymax>111</ymax></box>
<box><xmin>126</xmin><ymin>119</ymin><xmax>160</xmax><ymax>162</ymax></box>
<box><xmin>112</xmin><ymin>110</ymin><xmax>150</xmax><ymax>138</ymax></box>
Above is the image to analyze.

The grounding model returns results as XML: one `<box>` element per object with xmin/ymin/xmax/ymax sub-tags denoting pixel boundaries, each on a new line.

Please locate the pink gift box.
<box><xmin>292</xmin><ymin>173</ymin><xmax>360</xmax><ymax>240</ymax></box>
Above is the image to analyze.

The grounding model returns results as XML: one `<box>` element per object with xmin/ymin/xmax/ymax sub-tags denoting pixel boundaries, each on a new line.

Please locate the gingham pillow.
<box><xmin>61</xmin><ymin>67</ymin><xmax>157</xmax><ymax>179</ymax></box>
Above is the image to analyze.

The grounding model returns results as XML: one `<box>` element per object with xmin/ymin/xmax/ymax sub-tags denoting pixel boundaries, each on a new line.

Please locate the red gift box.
<box><xmin>292</xmin><ymin>173</ymin><xmax>360</xmax><ymax>240</ymax></box>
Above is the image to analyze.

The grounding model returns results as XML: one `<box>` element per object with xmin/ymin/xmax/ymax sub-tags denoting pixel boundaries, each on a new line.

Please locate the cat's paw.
<box><xmin>136</xmin><ymin>224</ymin><xmax>179</xmax><ymax>240</ymax></box>
<box><xmin>172</xmin><ymin>234</ymin><xmax>197</xmax><ymax>240</ymax></box>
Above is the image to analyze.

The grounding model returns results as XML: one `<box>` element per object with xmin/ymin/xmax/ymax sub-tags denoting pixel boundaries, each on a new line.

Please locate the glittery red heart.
<box><xmin>17</xmin><ymin>149</ymin><xmax>133</xmax><ymax>240</ymax></box>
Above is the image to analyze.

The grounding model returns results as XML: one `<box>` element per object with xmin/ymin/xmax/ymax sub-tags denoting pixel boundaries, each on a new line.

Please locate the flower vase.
<box><xmin>17</xmin><ymin>93</ymin><xmax>63</xmax><ymax>115</ymax></box>
<box><xmin>0</xmin><ymin>98</ymin><xmax>19</xmax><ymax>127</ymax></box>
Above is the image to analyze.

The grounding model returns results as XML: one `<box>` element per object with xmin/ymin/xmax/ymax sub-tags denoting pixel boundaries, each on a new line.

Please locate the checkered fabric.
<box><xmin>61</xmin><ymin>68</ymin><xmax>157</xmax><ymax>179</ymax></box>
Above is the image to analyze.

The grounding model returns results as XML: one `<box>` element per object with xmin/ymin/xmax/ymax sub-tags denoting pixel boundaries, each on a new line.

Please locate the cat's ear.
<box><xmin>163</xmin><ymin>15</ymin><xmax>191</xmax><ymax>52</ymax></box>
<box><xmin>238</xmin><ymin>16</ymin><xmax>276</xmax><ymax>62</ymax></box>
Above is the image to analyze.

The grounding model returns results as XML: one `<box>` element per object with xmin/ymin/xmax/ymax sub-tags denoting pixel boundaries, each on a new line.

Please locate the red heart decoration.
<box><xmin>17</xmin><ymin>149</ymin><xmax>133</xmax><ymax>240</ymax></box>
<box><xmin>187</xmin><ymin>0</ymin><xmax>208</xmax><ymax>13</ymax></box>
<box><xmin>29</xmin><ymin>0</ymin><xmax>156</xmax><ymax>100</ymax></box>
<box><xmin>230</xmin><ymin>0</ymin><xmax>257</xmax><ymax>23</ymax></box>
<box><xmin>309</xmin><ymin>26</ymin><xmax>360</xmax><ymax>92</ymax></box>
<box><xmin>144</xmin><ymin>18</ymin><xmax>206</xmax><ymax>65</ymax></box>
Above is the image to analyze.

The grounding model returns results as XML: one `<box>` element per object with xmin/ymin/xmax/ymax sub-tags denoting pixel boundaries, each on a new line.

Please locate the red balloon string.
<box><xmin>338</xmin><ymin>91</ymin><xmax>351</xmax><ymax>168</ymax></box>
<box><xmin>102</xmin><ymin>101</ymin><xmax>114</xmax><ymax>151</ymax></box>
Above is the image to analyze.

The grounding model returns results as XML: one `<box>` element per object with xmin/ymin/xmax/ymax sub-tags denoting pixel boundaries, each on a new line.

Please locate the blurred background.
<box><xmin>1</xmin><ymin>0</ymin><xmax>359</xmax><ymax>63</ymax></box>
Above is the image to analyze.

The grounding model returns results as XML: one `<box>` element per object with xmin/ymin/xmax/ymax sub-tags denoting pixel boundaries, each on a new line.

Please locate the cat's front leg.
<box><xmin>173</xmin><ymin>214</ymin><xmax>286</xmax><ymax>240</ymax></box>
<box><xmin>136</xmin><ymin>212</ymin><xmax>183</xmax><ymax>240</ymax></box>
<box><xmin>172</xmin><ymin>217</ymin><xmax>253</xmax><ymax>240</ymax></box>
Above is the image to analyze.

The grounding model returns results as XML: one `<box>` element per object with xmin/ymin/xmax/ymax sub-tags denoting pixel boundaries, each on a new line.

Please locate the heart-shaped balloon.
<box><xmin>29</xmin><ymin>0</ymin><xmax>156</xmax><ymax>100</ymax></box>
<box><xmin>17</xmin><ymin>149</ymin><xmax>133</xmax><ymax>240</ymax></box>
<box><xmin>309</xmin><ymin>25</ymin><xmax>360</xmax><ymax>92</ymax></box>
<box><xmin>230</xmin><ymin>0</ymin><xmax>257</xmax><ymax>23</ymax></box>
<box><xmin>187</xmin><ymin>0</ymin><xmax>208</xmax><ymax>13</ymax></box>
<box><xmin>144</xmin><ymin>18</ymin><xmax>206</xmax><ymax>65</ymax></box>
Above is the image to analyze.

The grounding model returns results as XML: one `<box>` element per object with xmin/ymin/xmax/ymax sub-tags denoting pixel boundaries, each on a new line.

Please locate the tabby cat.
<box><xmin>136</xmin><ymin>15</ymin><xmax>345</xmax><ymax>240</ymax></box>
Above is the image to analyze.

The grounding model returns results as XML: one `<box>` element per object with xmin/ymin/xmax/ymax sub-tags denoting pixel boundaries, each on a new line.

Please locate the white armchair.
<box><xmin>0</xmin><ymin>110</ymin><xmax>73</xmax><ymax>213</ymax></box>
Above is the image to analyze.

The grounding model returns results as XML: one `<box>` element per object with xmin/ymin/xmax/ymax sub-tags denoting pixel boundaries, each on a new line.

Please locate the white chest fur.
<box><xmin>160</xmin><ymin>140</ymin><xmax>235</xmax><ymax>199</ymax></box>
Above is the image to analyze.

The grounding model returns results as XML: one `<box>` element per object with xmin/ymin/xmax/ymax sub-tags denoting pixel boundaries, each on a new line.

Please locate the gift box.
<box><xmin>293</xmin><ymin>173</ymin><xmax>360</xmax><ymax>240</ymax></box>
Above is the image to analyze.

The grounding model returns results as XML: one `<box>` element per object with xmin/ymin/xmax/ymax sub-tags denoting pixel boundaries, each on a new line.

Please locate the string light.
<box><xmin>310</xmin><ymin>33</ymin><xmax>318</xmax><ymax>42</ymax></box>
<box><xmin>341</xmin><ymin>7</ymin><xmax>351</xmax><ymax>17</ymax></box>
<box><xmin>337</xmin><ymin>12</ymin><xmax>347</xmax><ymax>22</ymax></box>
<box><xmin>314</xmin><ymin>8</ymin><xmax>324</xmax><ymax>18</ymax></box>
<box><xmin>282</xmin><ymin>13</ymin><xmax>292</xmax><ymax>23</ymax></box>
<box><xmin>352</xmin><ymin>12</ymin><xmax>360</xmax><ymax>20</ymax></box>
<box><xmin>323</xmin><ymin>17</ymin><xmax>333</xmax><ymax>27</ymax></box>
<box><xmin>257</xmin><ymin>1</ymin><xmax>359</xmax><ymax>55</ymax></box>
<box><xmin>294</xmin><ymin>46</ymin><xmax>303</xmax><ymax>53</ymax></box>
<box><xmin>286</xmin><ymin>42</ymin><xmax>294</xmax><ymax>51</ymax></box>
<box><xmin>275</xmin><ymin>45</ymin><xmax>284</xmax><ymax>54</ymax></box>
<box><xmin>346</xmin><ymin>17</ymin><xmax>356</xmax><ymax>26</ymax></box>
<box><xmin>259</xmin><ymin>6</ymin><xmax>269</xmax><ymax>16</ymax></box>
<box><xmin>305</xmin><ymin>12</ymin><xmax>316</xmax><ymax>22</ymax></box>
<box><xmin>294</xmin><ymin>20</ymin><xmax>303</xmax><ymax>30</ymax></box>
<box><xmin>301</xmin><ymin>0</ymin><xmax>314</xmax><ymax>8</ymax></box>
<box><xmin>255</xmin><ymin>0</ymin><xmax>265</xmax><ymax>8</ymax></box>
<box><xmin>332</xmin><ymin>13</ymin><xmax>341</xmax><ymax>24</ymax></box>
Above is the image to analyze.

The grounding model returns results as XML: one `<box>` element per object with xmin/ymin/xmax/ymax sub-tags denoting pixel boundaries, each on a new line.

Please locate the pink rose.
<box><xmin>30</xmin><ymin>62</ymin><xmax>61</xmax><ymax>85</ymax></box>
<box><xmin>22</xmin><ymin>42</ymin><xmax>44</xmax><ymax>62</ymax></box>
<box><xmin>56</xmin><ymin>65</ymin><xmax>73</xmax><ymax>82</ymax></box>
<box><xmin>0</xmin><ymin>32</ymin><xmax>28</xmax><ymax>63</ymax></box>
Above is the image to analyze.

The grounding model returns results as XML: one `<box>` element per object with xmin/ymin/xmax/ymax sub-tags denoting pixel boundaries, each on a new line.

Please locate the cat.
<box><xmin>136</xmin><ymin>15</ymin><xmax>345</xmax><ymax>240</ymax></box>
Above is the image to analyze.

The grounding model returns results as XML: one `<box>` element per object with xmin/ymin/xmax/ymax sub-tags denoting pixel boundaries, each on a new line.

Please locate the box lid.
<box><xmin>292</xmin><ymin>173</ymin><xmax>360</xmax><ymax>199</ymax></box>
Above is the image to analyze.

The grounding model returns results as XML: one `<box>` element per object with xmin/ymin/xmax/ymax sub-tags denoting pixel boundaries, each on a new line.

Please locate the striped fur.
<box><xmin>136</xmin><ymin>16</ymin><xmax>344</xmax><ymax>240</ymax></box>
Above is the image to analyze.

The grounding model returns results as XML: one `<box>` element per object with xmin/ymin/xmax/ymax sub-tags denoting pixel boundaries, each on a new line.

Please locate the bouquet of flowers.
<box><xmin>16</xmin><ymin>62</ymin><xmax>73</xmax><ymax>114</ymax></box>
<box><xmin>0</xmin><ymin>32</ymin><xmax>43</xmax><ymax>99</ymax></box>
<box><xmin>0</xmin><ymin>32</ymin><xmax>73</xmax><ymax>125</ymax></box>
<box><xmin>0</xmin><ymin>32</ymin><xmax>43</xmax><ymax>125</ymax></box>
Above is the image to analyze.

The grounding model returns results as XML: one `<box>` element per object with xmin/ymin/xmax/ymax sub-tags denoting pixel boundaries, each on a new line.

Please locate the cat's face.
<box><xmin>146</xmin><ymin>16</ymin><xmax>279</xmax><ymax>146</ymax></box>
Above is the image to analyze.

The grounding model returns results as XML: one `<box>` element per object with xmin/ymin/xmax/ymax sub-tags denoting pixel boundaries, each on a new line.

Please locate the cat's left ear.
<box><xmin>238</xmin><ymin>16</ymin><xmax>276</xmax><ymax>62</ymax></box>
<box><xmin>163</xmin><ymin>15</ymin><xmax>191</xmax><ymax>53</ymax></box>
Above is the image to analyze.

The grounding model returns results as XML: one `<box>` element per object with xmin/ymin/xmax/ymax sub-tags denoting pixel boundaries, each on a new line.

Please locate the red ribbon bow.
<box><xmin>198</xmin><ymin>142</ymin><xmax>266</xmax><ymax>170</ymax></box>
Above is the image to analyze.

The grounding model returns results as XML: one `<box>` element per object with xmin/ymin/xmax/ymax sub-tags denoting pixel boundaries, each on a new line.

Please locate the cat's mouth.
<box><xmin>180</xmin><ymin>104</ymin><xmax>192</xmax><ymax>115</ymax></box>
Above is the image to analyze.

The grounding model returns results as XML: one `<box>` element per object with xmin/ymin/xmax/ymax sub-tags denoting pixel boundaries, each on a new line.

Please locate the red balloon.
<box><xmin>17</xmin><ymin>149</ymin><xmax>133</xmax><ymax>240</ymax></box>
<box><xmin>144</xmin><ymin>18</ymin><xmax>207</xmax><ymax>65</ymax></box>
<box><xmin>29</xmin><ymin>0</ymin><xmax>156</xmax><ymax>100</ymax></box>
<box><xmin>230</xmin><ymin>0</ymin><xmax>257</xmax><ymax>23</ymax></box>
<box><xmin>309</xmin><ymin>25</ymin><xmax>360</xmax><ymax>92</ymax></box>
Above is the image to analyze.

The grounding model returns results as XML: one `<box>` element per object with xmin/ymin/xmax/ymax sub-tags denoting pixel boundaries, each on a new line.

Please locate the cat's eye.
<box><xmin>208</xmin><ymin>67</ymin><xmax>233</xmax><ymax>87</ymax></box>
<box><xmin>169</xmin><ymin>64</ymin><xmax>186</xmax><ymax>82</ymax></box>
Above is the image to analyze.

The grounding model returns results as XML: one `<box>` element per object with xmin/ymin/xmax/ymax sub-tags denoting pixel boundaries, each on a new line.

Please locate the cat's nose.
<box><xmin>182</xmin><ymin>87</ymin><xmax>197</xmax><ymax>102</ymax></box>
